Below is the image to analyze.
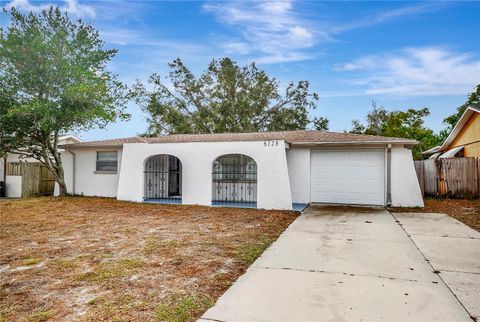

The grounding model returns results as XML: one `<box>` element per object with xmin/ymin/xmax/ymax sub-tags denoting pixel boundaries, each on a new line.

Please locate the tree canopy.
<box><xmin>133</xmin><ymin>57</ymin><xmax>324</xmax><ymax>135</ymax></box>
<box><xmin>349</xmin><ymin>102</ymin><xmax>442</xmax><ymax>159</ymax></box>
<box><xmin>0</xmin><ymin>7</ymin><xmax>129</xmax><ymax>195</ymax></box>
<box><xmin>439</xmin><ymin>84</ymin><xmax>480</xmax><ymax>140</ymax></box>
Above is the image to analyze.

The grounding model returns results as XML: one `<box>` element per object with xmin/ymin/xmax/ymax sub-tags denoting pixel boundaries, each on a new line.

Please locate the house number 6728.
<box><xmin>264</xmin><ymin>140</ymin><xmax>279</xmax><ymax>147</ymax></box>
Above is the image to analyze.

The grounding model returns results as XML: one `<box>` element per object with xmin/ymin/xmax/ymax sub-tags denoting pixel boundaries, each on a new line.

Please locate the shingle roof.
<box><xmin>61</xmin><ymin>130</ymin><xmax>418</xmax><ymax>148</ymax></box>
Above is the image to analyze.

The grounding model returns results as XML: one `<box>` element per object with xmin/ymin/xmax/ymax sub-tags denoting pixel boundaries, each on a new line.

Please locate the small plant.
<box><xmin>87</xmin><ymin>295</ymin><xmax>148</xmax><ymax>319</ymax></box>
<box><xmin>22</xmin><ymin>257</ymin><xmax>41</xmax><ymax>266</ymax></box>
<box><xmin>235</xmin><ymin>237</ymin><xmax>273</xmax><ymax>265</ymax></box>
<box><xmin>144</xmin><ymin>238</ymin><xmax>158</xmax><ymax>254</ymax></box>
<box><xmin>52</xmin><ymin>258</ymin><xmax>77</xmax><ymax>270</ymax></box>
<box><xmin>75</xmin><ymin>258</ymin><xmax>145</xmax><ymax>283</ymax></box>
<box><xmin>155</xmin><ymin>293</ymin><xmax>214</xmax><ymax>322</ymax></box>
<box><xmin>163</xmin><ymin>240</ymin><xmax>180</xmax><ymax>249</ymax></box>
<box><xmin>27</xmin><ymin>309</ymin><xmax>52</xmax><ymax>321</ymax></box>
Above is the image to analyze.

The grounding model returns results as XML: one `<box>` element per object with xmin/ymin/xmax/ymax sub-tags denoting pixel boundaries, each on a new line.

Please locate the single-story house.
<box><xmin>437</xmin><ymin>105</ymin><xmax>480</xmax><ymax>158</ymax></box>
<box><xmin>57</xmin><ymin>130</ymin><xmax>424</xmax><ymax>210</ymax></box>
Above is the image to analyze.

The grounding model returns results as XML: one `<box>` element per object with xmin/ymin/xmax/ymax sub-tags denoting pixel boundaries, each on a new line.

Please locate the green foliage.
<box><xmin>350</xmin><ymin>102</ymin><xmax>442</xmax><ymax>160</ymax></box>
<box><xmin>440</xmin><ymin>84</ymin><xmax>480</xmax><ymax>140</ymax></box>
<box><xmin>133</xmin><ymin>57</ymin><xmax>323</xmax><ymax>135</ymax></box>
<box><xmin>0</xmin><ymin>7</ymin><xmax>128</xmax><ymax>194</ymax></box>
<box><xmin>313</xmin><ymin>116</ymin><xmax>329</xmax><ymax>131</ymax></box>
<box><xmin>155</xmin><ymin>293</ymin><xmax>214</xmax><ymax>322</ymax></box>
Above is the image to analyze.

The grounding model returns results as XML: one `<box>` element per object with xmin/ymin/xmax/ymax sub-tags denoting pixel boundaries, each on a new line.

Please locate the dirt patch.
<box><xmin>0</xmin><ymin>197</ymin><xmax>297</xmax><ymax>321</ymax></box>
<box><xmin>389</xmin><ymin>198</ymin><xmax>480</xmax><ymax>232</ymax></box>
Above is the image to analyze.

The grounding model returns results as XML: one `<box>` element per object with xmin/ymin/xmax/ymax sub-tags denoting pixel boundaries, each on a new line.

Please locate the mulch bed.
<box><xmin>389</xmin><ymin>198</ymin><xmax>480</xmax><ymax>232</ymax></box>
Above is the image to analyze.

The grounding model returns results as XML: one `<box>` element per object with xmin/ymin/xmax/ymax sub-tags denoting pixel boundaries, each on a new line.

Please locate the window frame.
<box><xmin>95</xmin><ymin>151</ymin><xmax>118</xmax><ymax>174</ymax></box>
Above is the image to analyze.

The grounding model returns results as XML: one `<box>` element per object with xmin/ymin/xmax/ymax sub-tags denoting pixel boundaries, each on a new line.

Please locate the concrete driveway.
<box><xmin>201</xmin><ymin>206</ymin><xmax>474</xmax><ymax>321</ymax></box>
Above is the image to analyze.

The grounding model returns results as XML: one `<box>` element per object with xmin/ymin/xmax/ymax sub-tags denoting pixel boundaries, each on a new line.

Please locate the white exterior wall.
<box><xmin>117</xmin><ymin>140</ymin><xmax>293</xmax><ymax>210</ymax></box>
<box><xmin>390</xmin><ymin>146</ymin><xmax>424</xmax><ymax>207</ymax></box>
<box><xmin>56</xmin><ymin>148</ymin><xmax>122</xmax><ymax>197</ymax></box>
<box><xmin>6</xmin><ymin>175</ymin><xmax>22</xmax><ymax>198</ymax></box>
<box><xmin>286</xmin><ymin>148</ymin><xmax>310</xmax><ymax>204</ymax></box>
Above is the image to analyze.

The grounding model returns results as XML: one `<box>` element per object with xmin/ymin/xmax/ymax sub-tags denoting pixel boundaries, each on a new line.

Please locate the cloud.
<box><xmin>332</xmin><ymin>3</ymin><xmax>446</xmax><ymax>33</ymax></box>
<box><xmin>5</xmin><ymin>0</ymin><xmax>95</xmax><ymax>18</ymax></box>
<box><xmin>335</xmin><ymin>47</ymin><xmax>480</xmax><ymax>96</ymax></box>
<box><xmin>203</xmin><ymin>0</ymin><xmax>319</xmax><ymax>64</ymax></box>
<box><xmin>203</xmin><ymin>1</ymin><xmax>443</xmax><ymax>65</ymax></box>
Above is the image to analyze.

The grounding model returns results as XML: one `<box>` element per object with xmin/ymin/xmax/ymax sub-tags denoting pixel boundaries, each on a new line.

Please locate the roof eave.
<box><xmin>290</xmin><ymin>140</ymin><xmax>418</xmax><ymax>146</ymax></box>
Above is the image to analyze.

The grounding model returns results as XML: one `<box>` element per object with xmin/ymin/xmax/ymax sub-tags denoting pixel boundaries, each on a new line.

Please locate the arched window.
<box><xmin>144</xmin><ymin>155</ymin><xmax>182</xmax><ymax>203</ymax></box>
<box><xmin>212</xmin><ymin>154</ymin><xmax>257</xmax><ymax>207</ymax></box>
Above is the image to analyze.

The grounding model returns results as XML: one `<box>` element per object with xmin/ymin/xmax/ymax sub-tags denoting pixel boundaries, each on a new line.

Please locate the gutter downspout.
<box><xmin>66</xmin><ymin>149</ymin><xmax>76</xmax><ymax>195</ymax></box>
<box><xmin>386</xmin><ymin>144</ymin><xmax>392</xmax><ymax>206</ymax></box>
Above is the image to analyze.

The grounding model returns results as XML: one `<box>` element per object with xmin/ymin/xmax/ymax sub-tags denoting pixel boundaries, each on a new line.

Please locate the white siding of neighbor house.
<box><xmin>55</xmin><ymin>148</ymin><xmax>122</xmax><ymax>198</ymax></box>
<box><xmin>117</xmin><ymin>140</ymin><xmax>293</xmax><ymax>210</ymax></box>
<box><xmin>286</xmin><ymin>148</ymin><xmax>311</xmax><ymax>204</ymax></box>
<box><xmin>390</xmin><ymin>146</ymin><xmax>424</xmax><ymax>207</ymax></box>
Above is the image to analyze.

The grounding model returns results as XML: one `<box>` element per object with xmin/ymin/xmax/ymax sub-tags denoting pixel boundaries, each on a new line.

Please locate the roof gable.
<box><xmin>441</xmin><ymin>105</ymin><xmax>480</xmax><ymax>151</ymax></box>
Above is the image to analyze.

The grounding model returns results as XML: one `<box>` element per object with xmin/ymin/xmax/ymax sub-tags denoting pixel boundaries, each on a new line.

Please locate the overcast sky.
<box><xmin>1</xmin><ymin>0</ymin><xmax>479</xmax><ymax>141</ymax></box>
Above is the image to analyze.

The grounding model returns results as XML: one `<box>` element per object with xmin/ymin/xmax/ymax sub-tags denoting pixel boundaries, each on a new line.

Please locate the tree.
<box><xmin>133</xmin><ymin>57</ymin><xmax>322</xmax><ymax>135</ymax></box>
<box><xmin>0</xmin><ymin>7</ymin><xmax>129</xmax><ymax>195</ymax></box>
<box><xmin>313</xmin><ymin>116</ymin><xmax>329</xmax><ymax>131</ymax></box>
<box><xmin>349</xmin><ymin>102</ymin><xmax>441</xmax><ymax>159</ymax></box>
<box><xmin>440</xmin><ymin>84</ymin><xmax>480</xmax><ymax>140</ymax></box>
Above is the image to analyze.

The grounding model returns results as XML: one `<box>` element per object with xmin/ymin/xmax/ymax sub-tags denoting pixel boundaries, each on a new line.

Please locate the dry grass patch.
<box><xmin>0</xmin><ymin>197</ymin><xmax>296</xmax><ymax>321</ymax></box>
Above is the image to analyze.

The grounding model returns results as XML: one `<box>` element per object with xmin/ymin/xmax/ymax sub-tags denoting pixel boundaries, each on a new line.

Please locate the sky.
<box><xmin>1</xmin><ymin>0</ymin><xmax>479</xmax><ymax>141</ymax></box>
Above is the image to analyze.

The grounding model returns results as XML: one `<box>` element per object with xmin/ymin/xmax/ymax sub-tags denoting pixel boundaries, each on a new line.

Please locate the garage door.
<box><xmin>311</xmin><ymin>149</ymin><xmax>385</xmax><ymax>206</ymax></box>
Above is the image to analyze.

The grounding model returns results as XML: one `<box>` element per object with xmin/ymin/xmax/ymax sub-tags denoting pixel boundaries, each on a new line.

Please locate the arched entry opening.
<box><xmin>212</xmin><ymin>154</ymin><xmax>257</xmax><ymax>207</ymax></box>
<box><xmin>144</xmin><ymin>155</ymin><xmax>182</xmax><ymax>203</ymax></box>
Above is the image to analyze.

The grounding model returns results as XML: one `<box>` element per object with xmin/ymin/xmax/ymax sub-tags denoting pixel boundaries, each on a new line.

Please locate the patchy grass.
<box><xmin>27</xmin><ymin>309</ymin><xmax>53</xmax><ymax>321</ymax></box>
<box><xmin>390</xmin><ymin>198</ymin><xmax>480</xmax><ymax>232</ymax></box>
<box><xmin>235</xmin><ymin>237</ymin><xmax>274</xmax><ymax>265</ymax></box>
<box><xmin>75</xmin><ymin>258</ymin><xmax>145</xmax><ymax>283</ymax></box>
<box><xmin>155</xmin><ymin>293</ymin><xmax>214</xmax><ymax>322</ymax></box>
<box><xmin>0</xmin><ymin>197</ymin><xmax>296</xmax><ymax>321</ymax></box>
<box><xmin>21</xmin><ymin>257</ymin><xmax>42</xmax><ymax>266</ymax></box>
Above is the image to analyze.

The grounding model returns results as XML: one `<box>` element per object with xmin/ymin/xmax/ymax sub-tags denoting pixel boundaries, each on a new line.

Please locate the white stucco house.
<box><xmin>57</xmin><ymin>130</ymin><xmax>424</xmax><ymax>210</ymax></box>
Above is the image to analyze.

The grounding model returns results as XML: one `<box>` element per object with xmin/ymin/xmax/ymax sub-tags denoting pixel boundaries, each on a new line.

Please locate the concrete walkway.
<box><xmin>393</xmin><ymin>212</ymin><xmax>480</xmax><ymax>320</ymax></box>
<box><xmin>201</xmin><ymin>206</ymin><xmax>473</xmax><ymax>322</ymax></box>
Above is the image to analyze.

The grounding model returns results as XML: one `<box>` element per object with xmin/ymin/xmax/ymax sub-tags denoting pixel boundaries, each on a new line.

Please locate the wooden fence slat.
<box><xmin>416</xmin><ymin>157</ymin><xmax>479</xmax><ymax>199</ymax></box>
<box><xmin>6</xmin><ymin>162</ymin><xmax>55</xmax><ymax>197</ymax></box>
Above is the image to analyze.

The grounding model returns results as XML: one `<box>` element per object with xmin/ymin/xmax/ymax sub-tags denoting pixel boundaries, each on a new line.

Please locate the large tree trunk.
<box><xmin>56</xmin><ymin>175</ymin><xmax>67</xmax><ymax>197</ymax></box>
<box><xmin>43</xmin><ymin>134</ymin><xmax>68</xmax><ymax>197</ymax></box>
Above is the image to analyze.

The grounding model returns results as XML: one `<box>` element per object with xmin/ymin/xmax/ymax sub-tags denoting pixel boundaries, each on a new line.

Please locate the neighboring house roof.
<box><xmin>59</xmin><ymin>135</ymin><xmax>83</xmax><ymax>144</ymax></box>
<box><xmin>61</xmin><ymin>130</ymin><xmax>418</xmax><ymax>148</ymax></box>
<box><xmin>438</xmin><ymin>145</ymin><xmax>464</xmax><ymax>159</ymax></box>
<box><xmin>440</xmin><ymin>105</ymin><xmax>480</xmax><ymax>151</ymax></box>
<box><xmin>422</xmin><ymin>145</ymin><xmax>441</xmax><ymax>155</ymax></box>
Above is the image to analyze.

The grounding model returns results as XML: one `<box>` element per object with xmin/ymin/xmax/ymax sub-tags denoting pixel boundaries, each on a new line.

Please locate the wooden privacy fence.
<box><xmin>414</xmin><ymin>158</ymin><xmax>480</xmax><ymax>199</ymax></box>
<box><xmin>6</xmin><ymin>162</ymin><xmax>55</xmax><ymax>197</ymax></box>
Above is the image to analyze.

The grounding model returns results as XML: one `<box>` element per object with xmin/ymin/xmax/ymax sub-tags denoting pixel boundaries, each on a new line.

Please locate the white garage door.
<box><xmin>311</xmin><ymin>149</ymin><xmax>385</xmax><ymax>206</ymax></box>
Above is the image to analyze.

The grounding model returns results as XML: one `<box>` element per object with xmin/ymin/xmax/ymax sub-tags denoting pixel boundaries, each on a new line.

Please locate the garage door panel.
<box><xmin>311</xmin><ymin>150</ymin><xmax>385</xmax><ymax>206</ymax></box>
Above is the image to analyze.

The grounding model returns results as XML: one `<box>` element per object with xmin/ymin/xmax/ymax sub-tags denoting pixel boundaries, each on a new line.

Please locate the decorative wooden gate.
<box><xmin>6</xmin><ymin>162</ymin><xmax>55</xmax><ymax>197</ymax></box>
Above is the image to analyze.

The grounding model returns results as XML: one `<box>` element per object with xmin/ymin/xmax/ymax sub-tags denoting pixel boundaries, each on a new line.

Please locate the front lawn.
<box><xmin>0</xmin><ymin>197</ymin><xmax>297</xmax><ymax>321</ymax></box>
<box><xmin>390</xmin><ymin>198</ymin><xmax>480</xmax><ymax>232</ymax></box>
